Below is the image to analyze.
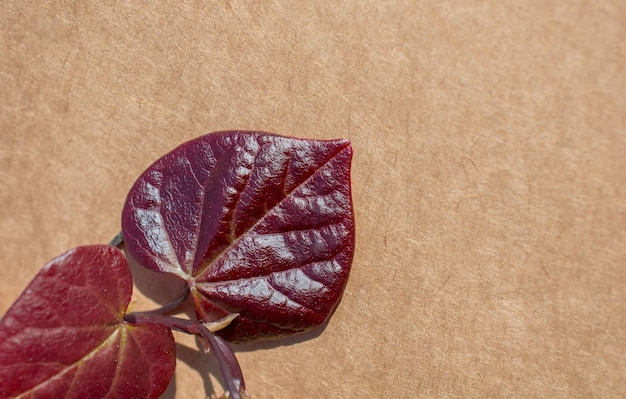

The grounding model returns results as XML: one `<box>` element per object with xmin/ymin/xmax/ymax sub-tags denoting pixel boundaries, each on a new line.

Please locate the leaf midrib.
<box><xmin>13</xmin><ymin>326</ymin><xmax>122</xmax><ymax>399</ymax></box>
<box><xmin>192</xmin><ymin>142</ymin><xmax>350</xmax><ymax>282</ymax></box>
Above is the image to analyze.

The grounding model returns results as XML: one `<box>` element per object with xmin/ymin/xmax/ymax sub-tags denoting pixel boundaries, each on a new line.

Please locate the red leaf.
<box><xmin>122</xmin><ymin>131</ymin><xmax>355</xmax><ymax>341</ymax></box>
<box><xmin>0</xmin><ymin>246</ymin><xmax>176</xmax><ymax>399</ymax></box>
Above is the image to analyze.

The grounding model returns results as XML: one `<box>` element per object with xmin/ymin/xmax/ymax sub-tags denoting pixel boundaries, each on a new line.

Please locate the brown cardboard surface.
<box><xmin>1</xmin><ymin>1</ymin><xmax>625</xmax><ymax>398</ymax></box>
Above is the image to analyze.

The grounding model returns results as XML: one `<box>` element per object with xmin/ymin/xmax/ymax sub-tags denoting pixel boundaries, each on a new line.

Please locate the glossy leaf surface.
<box><xmin>122</xmin><ymin>131</ymin><xmax>355</xmax><ymax>341</ymax></box>
<box><xmin>0</xmin><ymin>245</ymin><xmax>176</xmax><ymax>399</ymax></box>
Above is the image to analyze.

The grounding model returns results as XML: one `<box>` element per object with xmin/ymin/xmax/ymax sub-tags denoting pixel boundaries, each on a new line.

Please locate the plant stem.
<box><xmin>127</xmin><ymin>287</ymin><xmax>190</xmax><ymax>316</ymax></box>
<box><xmin>196</xmin><ymin>323</ymin><xmax>245</xmax><ymax>398</ymax></box>
<box><xmin>125</xmin><ymin>313</ymin><xmax>245</xmax><ymax>399</ymax></box>
<box><xmin>109</xmin><ymin>231</ymin><xmax>124</xmax><ymax>248</ymax></box>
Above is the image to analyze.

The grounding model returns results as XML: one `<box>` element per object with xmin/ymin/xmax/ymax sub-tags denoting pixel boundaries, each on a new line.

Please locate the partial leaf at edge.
<box><xmin>0</xmin><ymin>245</ymin><xmax>176</xmax><ymax>399</ymax></box>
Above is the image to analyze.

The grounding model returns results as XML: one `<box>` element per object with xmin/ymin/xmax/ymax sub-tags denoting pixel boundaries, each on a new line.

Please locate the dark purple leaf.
<box><xmin>0</xmin><ymin>245</ymin><xmax>176</xmax><ymax>399</ymax></box>
<box><xmin>122</xmin><ymin>131</ymin><xmax>355</xmax><ymax>341</ymax></box>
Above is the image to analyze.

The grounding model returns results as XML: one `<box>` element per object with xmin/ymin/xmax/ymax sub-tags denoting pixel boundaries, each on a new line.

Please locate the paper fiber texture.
<box><xmin>1</xmin><ymin>1</ymin><xmax>625</xmax><ymax>397</ymax></box>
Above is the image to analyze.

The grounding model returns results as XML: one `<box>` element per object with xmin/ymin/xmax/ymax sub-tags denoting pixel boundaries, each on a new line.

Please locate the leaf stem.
<box><xmin>125</xmin><ymin>313</ymin><xmax>246</xmax><ymax>399</ymax></box>
<box><xmin>109</xmin><ymin>231</ymin><xmax>124</xmax><ymax>248</ymax></box>
<box><xmin>196</xmin><ymin>323</ymin><xmax>246</xmax><ymax>398</ymax></box>
<box><xmin>127</xmin><ymin>287</ymin><xmax>191</xmax><ymax>317</ymax></box>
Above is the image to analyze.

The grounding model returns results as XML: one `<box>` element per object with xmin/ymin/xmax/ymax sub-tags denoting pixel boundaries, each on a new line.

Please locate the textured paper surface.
<box><xmin>1</xmin><ymin>2</ymin><xmax>625</xmax><ymax>398</ymax></box>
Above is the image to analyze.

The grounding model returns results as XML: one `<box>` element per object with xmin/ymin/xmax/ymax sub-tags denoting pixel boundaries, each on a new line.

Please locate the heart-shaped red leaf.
<box><xmin>0</xmin><ymin>245</ymin><xmax>176</xmax><ymax>399</ymax></box>
<box><xmin>122</xmin><ymin>131</ymin><xmax>355</xmax><ymax>341</ymax></box>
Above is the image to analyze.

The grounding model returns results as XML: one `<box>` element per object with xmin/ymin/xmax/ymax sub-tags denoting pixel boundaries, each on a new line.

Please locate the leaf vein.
<box><xmin>194</xmin><ymin>144</ymin><xmax>350</xmax><ymax>280</ymax></box>
<box><xmin>13</xmin><ymin>328</ymin><xmax>121</xmax><ymax>399</ymax></box>
<box><xmin>266</xmin><ymin>279</ymin><xmax>316</xmax><ymax>314</ymax></box>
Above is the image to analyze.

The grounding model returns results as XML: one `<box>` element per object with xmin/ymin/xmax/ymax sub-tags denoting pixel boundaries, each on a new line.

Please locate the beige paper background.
<box><xmin>1</xmin><ymin>1</ymin><xmax>625</xmax><ymax>398</ymax></box>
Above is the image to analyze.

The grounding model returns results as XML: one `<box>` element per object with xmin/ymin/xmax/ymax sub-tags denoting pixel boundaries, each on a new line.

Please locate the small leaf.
<box><xmin>0</xmin><ymin>245</ymin><xmax>176</xmax><ymax>399</ymax></box>
<box><xmin>122</xmin><ymin>131</ymin><xmax>355</xmax><ymax>341</ymax></box>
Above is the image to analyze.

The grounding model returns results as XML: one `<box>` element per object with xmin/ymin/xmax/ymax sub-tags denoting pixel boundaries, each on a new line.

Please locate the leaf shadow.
<box><xmin>161</xmin><ymin>326</ymin><xmax>329</xmax><ymax>398</ymax></box>
<box><xmin>123</xmin><ymin>244</ymin><xmax>331</xmax><ymax>396</ymax></box>
<box><xmin>160</xmin><ymin>372</ymin><xmax>177</xmax><ymax>399</ymax></box>
<box><xmin>161</xmin><ymin>341</ymin><xmax>219</xmax><ymax>399</ymax></box>
<box><xmin>124</xmin><ymin>247</ymin><xmax>188</xmax><ymax>310</ymax></box>
<box><xmin>232</xmin><ymin>322</ymin><xmax>328</xmax><ymax>352</ymax></box>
